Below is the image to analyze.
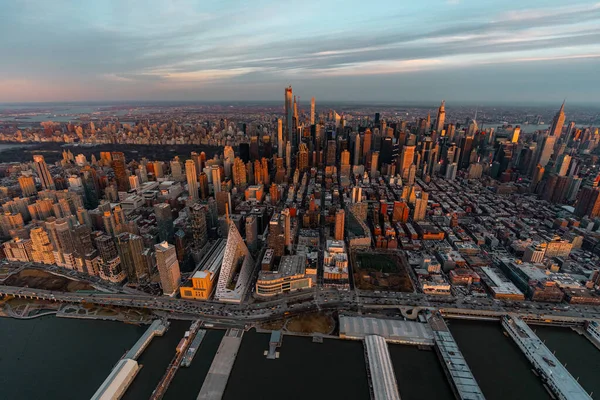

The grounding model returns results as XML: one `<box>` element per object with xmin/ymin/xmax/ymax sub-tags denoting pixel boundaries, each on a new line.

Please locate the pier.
<box><xmin>428</xmin><ymin>313</ymin><xmax>485</xmax><ymax>400</ymax></box>
<box><xmin>502</xmin><ymin>315</ymin><xmax>591</xmax><ymax>400</ymax></box>
<box><xmin>339</xmin><ymin>315</ymin><xmax>434</xmax><ymax>345</ymax></box>
<box><xmin>91</xmin><ymin>359</ymin><xmax>140</xmax><ymax>400</ymax></box>
<box><xmin>197</xmin><ymin>328</ymin><xmax>244</xmax><ymax>400</ymax></box>
<box><xmin>266</xmin><ymin>330</ymin><xmax>282</xmax><ymax>359</ymax></box>
<box><xmin>150</xmin><ymin>320</ymin><xmax>203</xmax><ymax>400</ymax></box>
<box><xmin>125</xmin><ymin>319</ymin><xmax>169</xmax><ymax>360</ymax></box>
<box><xmin>363</xmin><ymin>335</ymin><xmax>401</xmax><ymax>400</ymax></box>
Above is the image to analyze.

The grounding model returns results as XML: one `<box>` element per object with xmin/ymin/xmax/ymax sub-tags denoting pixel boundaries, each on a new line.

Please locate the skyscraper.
<box><xmin>186</xmin><ymin>159</ymin><xmax>199</xmax><ymax>201</ymax></box>
<box><xmin>310</xmin><ymin>97</ymin><xmax>315</xmax><ymax>125</ymax></box>
<box><xmin>413</xmin><ymin>191</ymin><xmax>429</xmax><ymax>221</ymax></box>
<box><xmin>155</xmin><ymin>241</ymin><xmax>181</xmax><ymax>296</ymax></box>
<box><xmin>19</xmin><ymin>173</ymin><xmax>37</xmax><ymax>196</ymax></box>
<box><xmin>277</xmin><ymin>118</ymin><xmax>284</xmax><ymax>158</ymax></box>
<box><xmin>434</xmin><ymin>100</ymin><xmax>445</xmax><ymax>133</ymax></box>
<box><xmin>549</xmin><ymin>101</ymin><xmax>566</xmax><ymax>138</ymax></box>
<box><xmin>285</xmin><ymin>86</ymin><xmax>294</xmax><ymax>150</ymax></box>
<box><xmin>154</xmin><ymin>203</ymin><xmax>174</xmax><ymax>243</ymax></box>
<box><xmin>575</xmin><ymin>187</ymin><xmax>600</xmax><ymax>218</ymax></box>
<box><xmin>116</xmin><ymin>232</ymin><xmax>146</xmax><ymax>283</ymax></box>
<box><xmin>190</xmin><ymin>202</ymin><xmax>208</xmax><ymax>249</ymax></box>
<box><xmin>334</xmin><ymin>209</ymin><xmax>345</xmax><ymax>241</ymax></box>
<box><xmin>30</xmin><ymin>227</ymin><xmax>55</xmax><ymax>265</ymax></box>
<box><xmin>211</xmin><ymin>165</ymin><xmax>222</xmax><ymax>194</ymax></box>
<box><xmin>33</xmin><ymin>155</ymin><xmax>55</xmax><ymax>190</ymax></box>
<box><xmin>111</xmin><ymin>152</ymin><xmax>129</xmax><ymax>192</ymax></box>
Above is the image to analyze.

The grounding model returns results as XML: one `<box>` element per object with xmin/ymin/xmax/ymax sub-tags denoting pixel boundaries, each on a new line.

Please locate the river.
<box><xmin>1</xmin><ymin>316</ymin><xmax>599</xmax><ymax>400</ymax></box>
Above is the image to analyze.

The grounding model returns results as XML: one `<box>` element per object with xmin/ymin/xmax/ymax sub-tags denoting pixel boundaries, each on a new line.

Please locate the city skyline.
<box><xmin>1</xmin><ymin>1</ymin><xmax>600</xmax><ymax>104</ymax></box>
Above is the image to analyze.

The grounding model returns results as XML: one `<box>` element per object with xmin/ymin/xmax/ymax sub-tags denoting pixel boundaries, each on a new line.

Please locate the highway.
<box><xmin>2</xmin><ymin>282</ymin><xmax>600</xmax><ymax>325</ymax></box>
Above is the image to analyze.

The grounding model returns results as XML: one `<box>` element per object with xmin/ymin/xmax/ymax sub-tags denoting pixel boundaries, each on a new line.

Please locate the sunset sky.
<box><xmin>1</xmin><ymin>0</ymin><xmax>600</xmax><ymax>104</ymax></box>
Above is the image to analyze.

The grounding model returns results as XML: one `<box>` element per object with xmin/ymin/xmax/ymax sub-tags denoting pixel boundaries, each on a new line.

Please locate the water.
<box><xmin>534</xmin><ymin>325</ymin><xmax>600</xmax><ymax>397</ymax></box>
<box><xmin>448</xmin><ymin>319</ymin><xmax>550</xmax><ymax>400</ymax></box>
<box><xmin>389</xmin><ymin>344</ymin><xmax>453</xmax><ymax>400</ymax></box>
<box><xmin>164</xmin><ymin>329</ymin><xmax>225</xmax><ymax>400</ymax></box>
<box><xmin>0</xmin><ymin>316</ymin><xmax>145</xmax><ymax>400</ymax></box>
<box><xmin>122</xmin><ymin>320</ymin><xmax>191</xmax><ymax>400</ymax></box>
<box><xmin>223</xmin><ymin>330</ymin><xmax>370</xmax><ymax>400</ymax></box>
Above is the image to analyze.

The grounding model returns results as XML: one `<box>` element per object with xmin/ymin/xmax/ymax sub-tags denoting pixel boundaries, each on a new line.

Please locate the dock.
<box><xmin>125</xmin><ymin>319</ymin><xmax>169</xmax><ymax>360</ymax></box>
<box><xmin>428</xmin><ymin>313</ymin><xmax>485</xmax><ymax>400</ymax></box>
<box><xmin>150</xmin><ymin>320</ymin><xmax>202</xmax><ymax>400</ymax></box>
<box><xmin>502</xmin><ymin>315</ymin><xmax>591</xmax><ymax>400</ymax></box>
<box><xmin>91</xmin><ymin>359</ymin><xmax>141</xmax><ymax>400</ymax></box>
<box><xmin>266</xmin><ymin>330</ymin><xmax>282</xmax><ymax>359</ymax></box>
<box><xmin>339</xmin><ymin>315</ymin><xmax>434</xmax><ymax>345</ymax></box>
<box><xmin>363</xmin><ymin>335</ymin><xmax>402</xmax><ymax>400</ymax></box>
<box><xmin>182</xmin><ymin>329</ymin><xmax>207</xmax><ymax>367</ymax></box>
<box><xmin>197</xmin><ymin>328</ymin><xmax>244</xmax><ymax>400</ymax></box>
<box><xmin>582</xmin><ymin>320</ymin><xmax>600</xmax><ymax>352</ymax></box>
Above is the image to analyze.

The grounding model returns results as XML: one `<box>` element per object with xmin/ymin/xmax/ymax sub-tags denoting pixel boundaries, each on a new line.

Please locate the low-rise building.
<box><xmin>255</xmin><ymin>255</ymin><xmax>312</xmax><ymax>298</ymax></box>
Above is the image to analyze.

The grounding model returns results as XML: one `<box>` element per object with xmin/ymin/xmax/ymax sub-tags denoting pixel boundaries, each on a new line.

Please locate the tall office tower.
<box><xmin>191</xmin><ymin>152</ymin><xmax>201</xmax><ymax>173</ymax></box>
<box><xmin>537</xmin><ymin>134</ymin><xmax>556</xmax><ymax>168</ymax></box>
<box><xmin>95</xmin><ymin>234</ymin><xmax>124</xmax><ymax>283</ymax></box>
<box><xmin>370</xmin><ymin>151</ymin><xmax>380</xmax><ymax>176</ymax></box>
<box><xmin>459</xmin><ymin>134</ymin><xmax>474</xmax><ymax>169</ymax></box>
<box><xmin>19</xmin><ymin>173</ymin><xmax>37</xmax><ymax>196</ymax></box>
<box><xmin>30</xmin><ymin>227</ymin><xmax>55</xmax><ymax>265</ymax></box>
<box><xmin>233</xmin><ymin>158</ymin><xmax>247</xmax><ymax>186</ymax></box>
<box><xmin>310</xmin><ymin>97</ymin><xmax>315</xmax><ymax>125</ymax></box>
<box><xmin>282</xmin><ymin>208</ymin><xmax>291</xmax><ymax>249</ymax></box>
<box><xmin>154</xmin><ymin>203</ymin><xmax>174</xmax><ymax>243</ymax></box>
<box><xmin>155</xmin><ymin>241</ymin><xmax>181</xmax><ymax>296</ymax></box>
<box><xmin>33</xmin><ymin>155</ymin><xmax>55</xmax><ymax>190</ymax></box>
<box><xmin>253</xmin><ymin>160</ymin><xmax>263</xmax><ymax>185</ymax></box>
<box><xmin>250</xmin><ymin>136</ymin><xmax>260</xmax><ymax>160</ymax></box>
<box><xmin>103</xmin><ymin>211</ymin><xmax>117</xmax><ymax>236</ymax></box>
<box><xmin>326</xmin><ymin>139</ymin><xmax>336</xmax><ymax>166</ymax></box>
<box><xmin>285</xmin><ymin>86</ymin><xmax>294</xmax><ymax>150</ymax></box>
<box><xmin>512</xmin><ymin>126</ymin><xmax>521</xmax><ymax>143</ymax></box>
<box><xmin>340</xmin><ymin>150</ymin><xmax>351</xmax><ymax>177</ymax></box>
<box><xmin>334</xmin><ymin>209</ymin><xmax>345</xmax><ymax>241</ymax></box>
<box><xmin>128</xmin><ymin>175</ymin><xmax>139</xmax><ymax>190</ymax></box>
<box><xmin>76</xmin><ymin>207</ymin><xmax>91</xmax><ymax>228</ymax></box>
<box><xmin>216</xmin><ymin>191</ymin><xmax>232</xmax><ymax>217</ymax></box>
<box><xmin>224</xmin><ymin>146</ymin><xmax>235</xmax><ymax>165</ymax></box>
<box><xmin>199</xmin><ymin>172</ymin><xmax>209</xmax><ymax>199</ymax></box>
<box><xmin>190</xmin><ymin>203</ymin><xmax>208</xmax><ymax>249</ymax></box>
<box><xmin>413</xmin><ymin>191</ymin><xmax>429</xmax><ymax>221</ymax></box>
<box><xmin>261</xmin><ymin>157</ymin><xmax>270</xmax><ymax>186</ymax></box>
<box><xmin>245</xmin><ymin>215</ymin><xmax>258</xmax><ymax>252</ymax></box>
<box><xmin>530</xmin><ymin>164</ymin><xmax>545</xmax><ymax>192</ymax></box>
<box><xmin>354</xmin><ymin>134</ymin><xmax>361</xmax><ymax>166</ymax></box>
<box><xmin>153</xmin><ymin>161</ymin><xmax>164</xmax><ymax>178</ymax></box>
<box><xmin>185</xmin><ymin>159</ymin><xmax>199</xmax><ymax>201</ymax></box>
<box><xmin>380</xmin><ymin>137</ymin><xmax>393</xmax><ymax>165</ymax></box>
<box><xmin>401</xmin><ymin>146</ymin><xmax>415</xmax><ymax>178</ymax></box>
<box><xmin>445</xmin><ymin>163</ymin><xmax>458</xmax><ymax>180</ymax></box>
<box><xmin>116</xmin><ymin>233</ymin><xmax>146</xmax><ymax>283</ymax></box>
<box><xmin>269</xmin><ymin>183</ymin><xmax>281</xmax><ymax>205</ymax></box>
<box><xmin>392</xmin><ymin>201</ymin><xmax>409</xmax><ymax>223</ymax></box>
<box><xmin>277</xmin><ymin>118</ymin><xmax>284</xmax><ymax>158</ymax></box>
<box><xmin>298</xmin><ymin>143</ymin><xmax>309</xmax><ymax>171</ymax></box>
<box><xmin>170</xmin><ymin>158</ymin><xmax>183</xmax><ymax>181</ymax></box>
<box><xmin>363</xmin><ymin>129</ymin><xmax>372</xmax><ymax>162</ymax></box>
<box><xmin>211</xmin><ymin>165</ymin><xmax>222</xmax><ymax>194</ymax></box>
<box><xmin>434</xmin><ymin>100</ymin><xmax>446</xmax><ymax>133</ymax></box>
<box><xmin>267</xmin><ymin>213</ymin><xmax>285</xmax><ymax>257</ymax></box>
<box><xmin>549</xmin><ymin>101</ymin><xmax>566</xmax><ymax>138</ymax></box>
<box><xmin>286</xmin><ymin>141</ymin><xmax>292</xmax><ymax>173</ymax></box>
<box><xmin>110</xmin><ymin>152</ymin><xmax>129</xmax><ymax>192</ymax></box>
<box><xmin>575</xmin><ymin>187</ymin><xmax>600</xmax><ymax>218</ymax></box>
<box><xmin>351</xmin><ymin>187</ymin><xmax>362</xmax><ymax>203</ymax></box>
<box><xmin>556</xmin><ymin>154</ymin><xmax>572</xmax><ymax>176</ymax></box>
<box><xmin>567</xmin><ymin>177</ymin><xmax>583</xmax><ymax>202</ymax></box>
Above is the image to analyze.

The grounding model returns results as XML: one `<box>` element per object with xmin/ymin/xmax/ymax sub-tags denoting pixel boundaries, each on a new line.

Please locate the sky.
<box><xmin>1</xmin><ymin>0</ymin><xmax>600</xmax><ymax>104</ymax></box>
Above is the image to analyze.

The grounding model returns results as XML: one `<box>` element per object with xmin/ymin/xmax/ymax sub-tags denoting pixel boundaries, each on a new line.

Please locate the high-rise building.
<box><xmin>413</xmin><ymin>191</ymin><xmax>429</xmax><ymax>221</ymax></box>
<box><xmin>155</xmin><ymin>241</ymin><xmax>181</xmax><ymax>296</ymax></box>
<box><xmin>549</xmin><ymin>101</ymin><xmax>566</xmax><ymax>137</ymax></box>
<box><xmin>190</xmin><ymin>202</ymin><xmax>208</xmax><ymax>249</ymax></box>
<box><xmin>401</xmin><ymin>146</ymin><xmax>415</xmax><ymax>179</ymax></box>
<box><xmin>334</xmin><ymin>209</ymin><xmax>345</xmax><ymax>241</ymax></box>
<box><xmin>19</xmin><ymin>173</ymin><xmax>37</xmax><ymax>196</ymax></box>
<box><xmin>111</xmin><ymin>152</ymin><xmax>129</xmax><ymax>192</ymax></box>
<box><xmin>326</xmin><ymin>139</ymin><xmax>336</xmax><ymax>166</ymax></box>
<box><xmin>245</xmin><ymin>215</ymin><xmax>258</xmax><ymax>252</ymax></box>
<box><xmin>285</xmin><ymin>86</ymin><xmax>294</xmax><ymax>150</ymax></box>
<box><xmin>154</xmin><ymin>203</ymin><xmax>174</xmax><ymax>243</ymax></box>
<box><xmin>30</xmin><ymin>227</ymin><xmax>55</xmax><ymax>265</ymax></box>
<box><xmin>170</xmin><ymin>157</ymin><xmax>183</xmax><ymax>181</ymax></box>
<box><xmin>537</xmin><ymin>134</ymin><xmax>556</xmax><ymax>168</ymax></box>
<box><xmin>434</xmin><ymin>100</ymin><xmax>445</xmax><ymax>133</ymax></box>
<box><xmin>211</xmin><ymin>165</ymin><xmax>222</xmax><ymax>194</ymax></box>
<box><xmin>186</xmin><ymin>159</ymin><xmax>199</xmax><ymax>201</ymax></box>
<box><xmin>298</xmin><ymin>143</ymin><xmax>309</xmax><ymax>171</ymax></box>
<box><xmin>33</xmin><ymin>155</ymin><xmax>55</xmax><ymax>190</ymax></box>
<box><xmin>277</xmin><ymin>118</ymin><xmax>284</xmax><ymax>158</ymax></box>
<box><xmin>575</xmin><ymin>187</ymin><xmax>600</xmax><ymax>218</ymax></box>
<box><xmin>370</xmin><ymin>151</ymin><xmax>380</xmax><ymax>176</ymax></box>
<box><xmin>282</xmin><ymin>208</ymin><xmax>291</xmax><ymax>249</ymax></box>
<box><xmin>310</xmin><ymin>97</ymin><xmax>315</xmax><ymax>125</ymax></box>
<box><xmin>512</xmin><ymin>126</ymin><xmax>521</xmax><ymax>143</ymax></box>
<box><xmin>116</xmin><ymin>233</ymin><xmax>146</xmax><ymax>283</ymax></box>
<box><xmin>199</xmin><ymin>172</ymin><xmax>209</xmax><ymax>199</ymax></box>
